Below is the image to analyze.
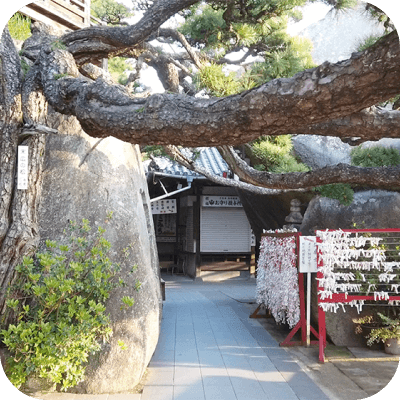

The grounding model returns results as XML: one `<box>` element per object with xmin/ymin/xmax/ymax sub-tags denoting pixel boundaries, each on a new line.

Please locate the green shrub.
<box><xmin>250</xmin><ymin>135</ymin><xmax>309</xmax><ymax>173</ymax></box>
<box><xmin>351</xmin><ymin>146</ymin><xmax>400</xmax><ymax>168</ymax></box>
<box><xmin>314</xmin><ymin>183</ymin><xmax>354</xmax><ymax>206</ymax></box>
<box><xmin>1</xmin><ymin>217</ymin><xmax>138</xmax><ymax>391</ymax></box>
<box><xmin>367</xmin><ymin>313</ymin><xmax>400</xmax><ymax>346</ymax></box>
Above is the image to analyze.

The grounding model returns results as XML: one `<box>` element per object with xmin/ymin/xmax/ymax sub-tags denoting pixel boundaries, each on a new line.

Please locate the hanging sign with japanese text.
<box><xmin>201</xmin><ymin>196</ymin><xmax>242</xmax><ymax>207</ymax></box>
<box><xmin>17</xmin><ymin>146</ymin><xmax>29</xmax><ymax>190</ymax></box>
<box><xmin>299</xmin><ymin>236</ymin><xmax>318</xmax><ymax>273</ymax></box>
<box><xmin>151</xmin><ymin>199</ymin><xmax>177</xmax><ymax>214</ymax></box>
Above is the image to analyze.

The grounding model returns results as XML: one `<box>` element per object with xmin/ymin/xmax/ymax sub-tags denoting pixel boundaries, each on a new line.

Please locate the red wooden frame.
<box><xmin>317</xmin><ymin>229</ymin><xmax>400</xmax><ymax>362</ymax></box>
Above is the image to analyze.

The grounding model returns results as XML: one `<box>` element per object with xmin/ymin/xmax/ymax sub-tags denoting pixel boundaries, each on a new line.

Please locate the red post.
<box><xmin>316</xmin><ymin>234</ymin><xmax>326</xmax><ymax>362</ymax></box>
<box><xmin>318</xmin><ymin>306</ymin><xmax>326</xmax><ymax>363</ymax></box>
<box><xmin>298</xmin><ymin>272</ymin><xmax>307</xmax><ymax>344</ymax></box>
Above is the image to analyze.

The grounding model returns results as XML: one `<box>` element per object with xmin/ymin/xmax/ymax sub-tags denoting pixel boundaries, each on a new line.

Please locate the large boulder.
<box><xmin>300</xmin><ymin>190</ymin><xmax>400</xmax><ymax>235</ymax></box>
<box><xmin>37</xmin><ymin>109</ymin><xmax>162</xmax><ymax>393</ymax></box>
<box><xmin>292</xmin><ymin>135</ymin><xmax>351</xmax><ymax>169</ymax></box>
<box><xmin>293</xmin><ymin>135</ymin><xmax>400</xmax><ymax>171</ymax></box>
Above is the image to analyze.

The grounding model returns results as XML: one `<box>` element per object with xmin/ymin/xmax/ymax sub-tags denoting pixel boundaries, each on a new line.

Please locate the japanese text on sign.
<box><xmin>201</xmin><ymin>196</ymin><xmax>242</xmax><ymax>207</ymax></box>
<box><xmin>299</xmin><ymin>236</ymin><xmax>318</xmax><ymax>273</ymax></box>
<box><xmin>151</xmin><ymin>199</ymin><xmax>177</xmax><ymax>214</ymax></box>
<box><xmin>17</xmin><ymin>146</ymin><xmax>29</xmax><ymax>190</ymax></box>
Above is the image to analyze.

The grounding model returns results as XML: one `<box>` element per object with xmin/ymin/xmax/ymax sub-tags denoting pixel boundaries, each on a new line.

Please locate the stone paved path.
<box><xmin>141</xmin><ymin>277</ymin><xmax>331</xmax><ymax>400</ymax></box>
<box><xmin>23</xmin><ymin>276</ymin><xmax>332</xmax><ymax>400</ymax></box>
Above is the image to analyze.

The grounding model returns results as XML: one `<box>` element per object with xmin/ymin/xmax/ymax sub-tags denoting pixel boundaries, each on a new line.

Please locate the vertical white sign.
<box><xmin>299</xmin><ymin>236</ymin><xmax>318</xmax><ymax>273</ymax></box>
<box><xmin>299</xmin><ymin>236</ymin><xmax>317</xmax><ymax>347</ymax></box>
<box><xmin>17</xmin><ymin>146</ymin><xmax>29</xmax><ymax>190</ymax></box>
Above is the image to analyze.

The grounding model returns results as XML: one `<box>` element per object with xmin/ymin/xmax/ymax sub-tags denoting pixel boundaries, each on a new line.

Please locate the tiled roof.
<box><xmin>144</xmin><ymin>147</ymin><xmax>230</xmax><ymax>178</ymax></box>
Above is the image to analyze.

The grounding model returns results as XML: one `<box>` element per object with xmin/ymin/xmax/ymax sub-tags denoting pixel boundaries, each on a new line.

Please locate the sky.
<box><xmin>287</xmin><ymin>2</ymin><xmax>331</xmax><ymax>35</ymax></box>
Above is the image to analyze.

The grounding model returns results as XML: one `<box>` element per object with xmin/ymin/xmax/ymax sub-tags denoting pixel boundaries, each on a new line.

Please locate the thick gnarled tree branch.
<box><xmin>217</xmin><ymin>145</ymin><xmax>400</xmax><ymax>190</ymax></box>
<box><xmin>37</xmin><ymin>31</ymin><xmax>400</xmax><ymax>147</ymax></box>
<box><xmin>292</xmin><ymin>107</ymin><xmax>400</xmax><ymax>145</ymax></box>
<box><xmin>62</xmin><ymin>0</ymin><xmax>198</xmax><ymax>64</ymax></box>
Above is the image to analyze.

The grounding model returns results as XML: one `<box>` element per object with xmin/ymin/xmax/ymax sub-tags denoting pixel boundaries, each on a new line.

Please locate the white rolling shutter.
<box><xmin>200</xmin><ymin>207</ymin><xmax>251</xmax><ymax>253</ymax></box>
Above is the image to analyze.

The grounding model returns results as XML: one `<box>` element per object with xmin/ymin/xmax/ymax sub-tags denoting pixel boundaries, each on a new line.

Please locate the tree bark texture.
<box><xmin>37</xmin><ymin>31</ymin><xmax>400</xmax><ymax>146</ymax></box>
<box><xmin>0</xmin><ymin>28</ymin><xmax>47</xmax><ymax>313</ymax></box>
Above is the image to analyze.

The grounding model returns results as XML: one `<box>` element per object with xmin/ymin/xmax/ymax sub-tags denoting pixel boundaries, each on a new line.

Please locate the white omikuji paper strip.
<box><xmin>256</xmin><ymin>234</ymin><xmax>300</xmax><ymax>328</ymax></box>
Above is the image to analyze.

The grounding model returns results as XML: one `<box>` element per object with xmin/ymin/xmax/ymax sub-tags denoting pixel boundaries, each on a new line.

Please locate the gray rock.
<box><xmin>292</xmin><ymin>135</ymin><xmax>351</xmax><ymax>169</ymax></box>
<box><xmin>300</xmin><ymin>190</ymin><xmax>400</xmax><ymax>235</ymax></box>
<box><xmin>37</xmin><ymin>110</ymin><xmax>162</xmax><ymax>393</ymax></box>
<box><xmin>360</xmin><ymin>138</ymin><xmax>400</xmax><ymax>153</ymax></box>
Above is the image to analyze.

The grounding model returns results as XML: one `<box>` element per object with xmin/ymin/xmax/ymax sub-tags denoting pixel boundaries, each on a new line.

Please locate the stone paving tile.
<box><xmin>141</xmin><ymin>385</ymin><xmax>173</xmax><ymax>400</ymax></box>
<box><xmin>150</xmin><ymin>349</ymin><xmax>175</xmax><ymax>364</ymax></box>
<box><xmin>108</xmin><ymin>394</ymin><xmax>142</xmax><ymax>400</ymax></box>
<box><xmin>173</xmin><ymin>366</ymin><xmax>202</xmax><ymax>386</ymax></box>
<box><xmin>231</xmin><ymin>379</ymin><xmax>269</xmax><ymax>400</ymax></box>
<box><xmin>173</xmin><ymin>383</ymin><xmax>205</xmax><ymax>400</ymax></box>
<box><xmin>204</xmin><ymin>384</ymin><xmax>237</xmax><ymax>400</ymax></box>
<box><xmin>145</xmin><ymin>366</ymin><xmax>174</xmax><ymax>385</ymax></box>
<box><xmin>38</xmin><ymin>394</ymin><xmax>79</xmax><ymax>400</ymax></box>
<box><xmin>259</xmin><ymin>382</ymin><xmax>299</xmax><ymax>400</ymax></box>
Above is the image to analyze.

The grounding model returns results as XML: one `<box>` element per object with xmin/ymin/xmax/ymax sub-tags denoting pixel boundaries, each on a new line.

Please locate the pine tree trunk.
<box><xmin>0</xmin><ymin>28</ymin><xmax>48</xmax><ymax>315</ymax></box>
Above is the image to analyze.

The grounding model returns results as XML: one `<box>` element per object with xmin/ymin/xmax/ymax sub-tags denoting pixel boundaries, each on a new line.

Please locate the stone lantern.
<box><xmin>283</xmin><ymin>199</ymin><xmax>303</xmax><ymax>230</ymax></box>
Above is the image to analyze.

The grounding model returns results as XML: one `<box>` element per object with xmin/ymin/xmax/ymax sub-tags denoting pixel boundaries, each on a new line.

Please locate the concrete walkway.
<box><xmin>28</xmin><ymin>275</ymin><xmax>398</xmax><ymax>400</ymax></box>
<box><xmin>141</xmin><ymin>276</ymin><xmax>330</xmax><ymax>400</ymax></box>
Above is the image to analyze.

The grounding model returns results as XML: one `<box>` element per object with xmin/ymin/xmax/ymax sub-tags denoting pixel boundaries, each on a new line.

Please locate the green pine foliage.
<box><xmin>250</xmin><ymin>135</ymin><xmax>309</xmax><ymax>174</ymax></box>
<box><xmin>186</xmin><ymin>5</ymin><xmax>315</xmax><ymax>97</ymax></box>
<box><xmin>108</xmin><ymin>57</ymin><xmax>130</xmax><ymax>85</ymax></box>
<box><xmin>314</xmin><ymin>183</ymin><xmax>354</xmax><ymax>206</ymax></box>
<box><xmin>357</xmin><ymin>35</ymin><xmax>383</xmax><ymax>52</ymax></box>
<box><xmin>1</xmin><ymin>218</ymin><xmax>138</xmax><ymax>391</ymax></box>
<box><xmin>8</xmin><ymin>13</ymin><xmax>31</xmax><ymax>41</ymax></box>
<box><xmin>195</xmin><ymin>63</ymin><xmax>241</xmax><ymax>97</ymax></box>
<box><xmin>351</xmin><ymin>146</ymin><xmax>400</xmax><ymax>168</ymax></box>
<box><xmin>179</xmin><ymin>5</ymin><xmax>226</xmax><ymax>49</ymax></box>
<box><xmin>91</xmin><ymin>0</ymin><xmax>133</xmax><ymax>25</ymax></box>
<box><xmin>243</xmin><ymin>35</ymin><xmax>314</xmax><ymax>87</ymax></box>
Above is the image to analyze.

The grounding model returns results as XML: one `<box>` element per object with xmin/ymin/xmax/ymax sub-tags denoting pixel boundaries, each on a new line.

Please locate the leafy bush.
<box><xmin>1</xmin><ymin>217</ymin><xmax>138</xmax><ymax>391</ymax></box>
<box><xmin>367</xmin><ymin>313</ymin><xmax>400</xmax><ymax>346</ymax></box>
